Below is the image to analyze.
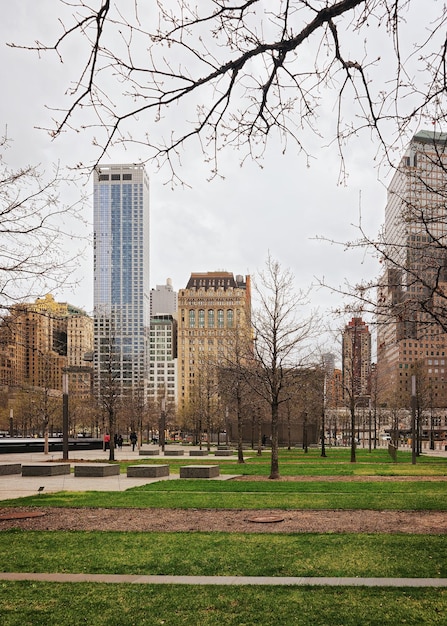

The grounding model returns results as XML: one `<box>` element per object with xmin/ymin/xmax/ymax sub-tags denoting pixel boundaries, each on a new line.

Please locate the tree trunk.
<box><xmin>350</xmin><ymin>405</ymin><xmax>356</xmax><ymax>463</ymax></box>
<box><xmin>269</xmin><ymin>401</ymin><xmax>280</xmax><ymax>479</ymax></box>
<box><xmin>237</xmin><ymin>397</ymin><xmax>245</xmax><ymax>464</ymax></box>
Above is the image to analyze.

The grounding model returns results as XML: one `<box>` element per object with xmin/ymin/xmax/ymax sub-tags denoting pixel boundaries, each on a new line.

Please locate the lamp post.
<box><xmin>160</xmin><ymin>397</ymin><xmax>166</xmax><ymax>452</ymax></box>
<box><xmin>62</xmin><ymin>369</ymin><xmax>69</xmax><ymax>461</ymax></box>
<box><xmin>411</xmin><ymin>375</ymin><xmax>417</xmax><ymax>465</ymax></box>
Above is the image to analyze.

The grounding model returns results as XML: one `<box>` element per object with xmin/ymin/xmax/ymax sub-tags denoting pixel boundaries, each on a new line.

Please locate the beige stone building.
<box><xmin>177</xmin><ymin>272</ymin><xmax>251</xmax><ymax>412</ymax></box>
<box><xmin>0</xmin><ymin>295</ymin><xmax>93</xmax><ymax>400</ymax></box>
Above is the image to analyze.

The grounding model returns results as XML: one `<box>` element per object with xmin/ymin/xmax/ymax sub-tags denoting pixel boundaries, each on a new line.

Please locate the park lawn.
<box><xmin>127</xmin><ymin>447</ymin><xmax>447</xmax><ymax>477</ymax></box>
<box><xmin>0</xmin><ymin>583</ymin><xmax>446</xmax><ymax>626</ymax></box>
<box><xmin>1</xmin><ymin>530</ymin><xmax>446</xmax><ymax>578</ymax></box>
<box><xmin>5</xmin><ymin>478</ymin><xmax>447</xmax><ymax>510</ymax></box>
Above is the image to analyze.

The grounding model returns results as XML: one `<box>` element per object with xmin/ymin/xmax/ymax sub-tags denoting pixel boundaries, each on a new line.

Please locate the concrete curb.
<box><xmin>0</xmin><ymin>572</ymin><xmax>446</xmax><ymax>587</ymax></box>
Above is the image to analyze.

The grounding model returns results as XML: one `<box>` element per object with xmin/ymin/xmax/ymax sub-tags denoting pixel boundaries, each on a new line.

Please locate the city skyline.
<box><xmin>0</xmin><ymin>1</ymin><xmax>395</xmax><ymax>325</ymax></box>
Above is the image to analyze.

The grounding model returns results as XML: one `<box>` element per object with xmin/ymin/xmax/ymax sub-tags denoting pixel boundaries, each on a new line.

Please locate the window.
<box><xmin>189</xmin><ymin>310</ymin><xmax>196</xmax><ymax>328</ymax></box>
<box><xmin>198</xmin><ymin>309</ymin><xmax>205</xmax><ymax>328</ymax></box>
<box><xmin>123</xmin><ymin>173</ymin><xmax>132</xmax><ymax>180</ymax></box>
<box><xmin>99</xmin><ymin>174</ymin><xmax>109</xmax><ymax>181</ymax></box>
<box><xmin>208</xmin><ymin>309</ymin><xmax>215</xmax><ymax>328</ymax></box>
<box><xmin>111</xmin><ymin>174</ymin><xmax>121</xmax><ymax>181</ymax></box>
<box><xmin>227</xmin><ymin>309</ymin><xmax>234</xmax><ymax>328</ymax></box>
<box><xmin>217</xmin><ymin>309</ymin><xmax>224</xmax><ymax>328</ymax></box>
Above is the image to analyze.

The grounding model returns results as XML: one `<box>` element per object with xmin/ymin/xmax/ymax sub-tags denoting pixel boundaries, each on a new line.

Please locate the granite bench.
<box><xmin>214</xmin><ymin>450</ymin><xmax>235</xmax><ymax>456</ymax></box>
<box><xmin>189</xmin><ymin>450</ymin><xmax>209</xmax><ymax>456</ymax></box>
<box><xmin>0</xmin><ymin>463</ymin><xmax>21</xmax><ymax>475</ymax></box>
<box><xmin>74</xmin><ymin>464</ymin><xmax>120</xmax><ymax>477</ymax></box>
<box><xmin>22</xmin><ymin>463</ymin><xmax>70</xmax><ymax>476</ymax></box>
<box><xmin>180</xmin><ymin>465</ymin><xmax>220</xmax><ymax>479</ymax></box>
<box><xmin>139</xmin><ymin>449</ymin><xmax>160</xmax><ymax>456</ymax></box>
<box><xmin>127</xmin><ymin>464</ymin><xmax>169</xmax><ymax>478</ymax></box>
<box><xmin>164</xmin><ymin>450</ymin><xmax>184</xmax><ymax>456</ymax></box>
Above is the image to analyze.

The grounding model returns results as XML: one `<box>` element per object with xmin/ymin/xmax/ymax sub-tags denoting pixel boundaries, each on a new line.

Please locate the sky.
<box><xmin>0</xmin><ymin>1</ymin><xmax>439</xmax><ymax>355</ymax></box>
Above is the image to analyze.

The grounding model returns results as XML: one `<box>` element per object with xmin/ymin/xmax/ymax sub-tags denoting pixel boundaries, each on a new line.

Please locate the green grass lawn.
<box><xmin>6</xmin><ymin>477</ymin><xmax>446</xmax><ymax>510</ymax></box>
<box><xmin>1</xmin><ymin>447</ymin><xmax>446</xmax><ymax>625</ymax></box>
<box><xmin>0</xmin><ymin>583</ymin><xmax>446</xmax><ymax>626</ymax></box>
<box><xmin>1</xmin><ymin>530</ymin><xmax>446</xmax><ymax>578</ymax></box>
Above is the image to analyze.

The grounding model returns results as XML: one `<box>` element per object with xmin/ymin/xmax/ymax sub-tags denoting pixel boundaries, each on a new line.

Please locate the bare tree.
<box><xmin>251</xmin><ymin>255</ymin><xmax>319</xmax><ymax>479</ymax></box>
<box><xmin>0</xmin><ymin>135</ymin><xmax>87</xmax><ymax>306</ymax></box>
<box><xmin>11</xmin><ymin>2</ymin><xmax>447</xmax><ymax>180</ymax></box>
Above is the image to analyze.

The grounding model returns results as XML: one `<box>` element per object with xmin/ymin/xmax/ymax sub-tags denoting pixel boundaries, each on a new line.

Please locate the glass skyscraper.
<box><xmin>93</xmin><ymin>164</ymin><xmax>150</xmax><ymax>396</ymax></box>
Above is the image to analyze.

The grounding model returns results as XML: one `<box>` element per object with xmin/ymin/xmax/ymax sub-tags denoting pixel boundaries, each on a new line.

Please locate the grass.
<box><xmin>6</xmin><ymin>477</ymin><xmax>447</xmax><ymax>510</ymax></box>
<box><xmin>1</xmin><ymin>446</ymin><xmax>446</xmax><ymax>625</ymax></box>
<box><xmin>127</xmin><ymin>447</ymin><xmax>447</xmax><ymax>477</ymax></box>
<box><xmin>0</xmin><ymin>583</ymin><xmax>446</xmax><ymax>626</ymax></box>
<box><xmin>1</xmin><ymin>530</ymin><xmax>446</xmax><ymax>578</ymax></box>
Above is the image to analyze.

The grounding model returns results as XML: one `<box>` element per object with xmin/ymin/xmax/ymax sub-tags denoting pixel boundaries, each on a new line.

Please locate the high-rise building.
<box><xmin>377</xmin><ymin>131</ymin><xmax>447</xmax><ymax>411</ymax></box>
<box><xmin>93</xmin><ymin>164</ymin><xmax>150</xmax><ymax>396</ymax></box>
<box><xmin>148</xmin><ymin>314</ymin><xmax>178</xmax><ymax>409</ymax></box>
<box><xmin>177</xmin><ymin>271</ymin><xmax>251</xmax><ymax>412</ymax></box>
<box><xmin>150</xmin><ymin>279</ymin><xmax>177</xmax><ymax>317</ymax></box>
<box><xmin>342</xmin><ymin>317</ymin><xmax>371</xmax><ymax>404</ymax></box>
<box><xmin>0</xmin><ymin>294</ymin><xmax>93</xmax><ymax>399</ymax></box>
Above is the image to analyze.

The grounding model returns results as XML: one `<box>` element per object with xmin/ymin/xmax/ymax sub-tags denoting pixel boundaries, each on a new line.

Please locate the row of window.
<box><xmin>187</xmin><ymin>309</ymin><xmax>234</xmax><ymax>328</ymax></box>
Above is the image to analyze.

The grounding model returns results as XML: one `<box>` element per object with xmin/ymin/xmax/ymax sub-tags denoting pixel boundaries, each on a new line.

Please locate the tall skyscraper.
<box><xmin>377</xmin><ymin>130</ymin><xmax>447</xmax><ymax>410</ymax></box>
<box><xmin>342</xmin><ymin>317</ymin><xmax>371</xmax><ymax>404</ymax></box>
<box><xmin>93</xmin><ymin>164</ymin><xmax>150</xmax><ymax>395</ymax></box>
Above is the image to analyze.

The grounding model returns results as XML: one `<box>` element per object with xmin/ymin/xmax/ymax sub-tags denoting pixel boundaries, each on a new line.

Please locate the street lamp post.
<box><xmin>411</xmin><ymin>375</ymin><xmax>417</xmax><ymax>465</ymax></box>
<box><xmin>62</xmin><ymin>370</ymin><xmax>69</xmax><ymax>461</ymax></box>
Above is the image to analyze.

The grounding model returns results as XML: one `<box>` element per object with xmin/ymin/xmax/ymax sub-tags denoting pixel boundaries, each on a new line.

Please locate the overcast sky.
<box><xmin>0</xmin><ymin>1</ymin><xmax>438</xmax><ymax>354</ymax></box>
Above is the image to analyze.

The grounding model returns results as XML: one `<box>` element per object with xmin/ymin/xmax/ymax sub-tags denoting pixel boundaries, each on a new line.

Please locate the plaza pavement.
<box><xmin>0</xmin><ymin>445</ymin><xmax>239</xmax><ymax>500</ymax></box>
<box><xmin>0</xmin><ymin>445</ymin><xmax>446</xmax><ymax>588</ymax></box>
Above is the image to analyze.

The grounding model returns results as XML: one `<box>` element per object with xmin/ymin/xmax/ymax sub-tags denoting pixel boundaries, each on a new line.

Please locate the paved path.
<box><xmin>0</xmin><ymin>572</ymin><xmax>446</xmax><ymax>587</ymax></box>
<box><xmin>0</xmin><ymin>446</ymin><xmax>234</xmax><ymax>500</ymax></box>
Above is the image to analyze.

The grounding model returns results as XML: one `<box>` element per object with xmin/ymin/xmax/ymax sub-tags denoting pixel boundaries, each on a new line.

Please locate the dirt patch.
<box><xmin>0</xmin><ymin>507</ymin><xmax>445</xmax><ymax>534</ymax></box>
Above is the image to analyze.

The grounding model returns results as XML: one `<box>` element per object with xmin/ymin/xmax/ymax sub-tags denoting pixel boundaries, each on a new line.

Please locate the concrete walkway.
<box><xmin>0</xmin><ymin>446</ymin><xmax>235</xmax><ymax>500</ymax></box>
<box><xmin>0</xmin><ymin>572</ymin><xmax>446</xmax><ymax>587</ymax></box>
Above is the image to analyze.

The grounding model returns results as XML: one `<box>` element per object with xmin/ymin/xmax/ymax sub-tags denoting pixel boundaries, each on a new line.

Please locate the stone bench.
<box><xmin>74</xmin><ymin>464</ymin><xmax>120</xmax><ymax>477</ymax></box>
<box><xmin>163</xmin><ymin>450</ymin><xmax>184</xmax><ymax>456</ymax></box>
<box><xmin>180</xmin><ymin>465</ymin><xmax>220</xmax><ymax>479</ymax></box>
<box><xmin>0</xmin><ymin>463</ymin><xmax>21</xmax><ymax>475</ymax></box>
<box><xmin>127</xmin><ymin>464</ymin><xmax>169</xmax><ymax>478</ymax></box>
<box><xmin>214</xmin><ymin>450</ymin><xmax>235</xmax><ymax>456</ymax></box>
<box><xmin>22</xmin><ymin>463</ymin><xmax>70</xmax><ymax>476</ymax></box>
<box><xmin>139</xmin><ymin>449</ymin><xmax>160</xmax><ymax>456</ymax></box>
<box><xmin>189</xmin><ymin>450</ymin><xmax>209</xmax><ymax>456</ymax></box>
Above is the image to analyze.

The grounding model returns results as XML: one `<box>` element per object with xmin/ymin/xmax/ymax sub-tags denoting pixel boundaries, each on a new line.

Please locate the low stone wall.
<box><xmin>164</xmin><ymin>450</ymin><xmax>184</xmax><ymax>456</ymax></box>
<box><xmin>0</xmin><ymin>463</ymin><xmax>21</xmax><ymax>475</ymax></box>
<box><xmin>127</xmin><ymin>464</ymin><xmax>169</xmax><ymax>478</ymax></box>
<box><xmin>189</xmin><ymin>450</ymin><xmax>209</xmax><ymax>456</ymax></box>
<box><xmin>214</xmin><ymin>450</ymin><xmax>235</xmax><ymax>456</ymax></box>
<box><xmin>180</xmin><ymin>465</ymin><xmax>220</xmax><ymax>479</ymax></box>
<box><xmin>74</xmin><ymin>464</ymin><xmax>120</xmax><ymax>477</ymax></box>
<box><xmin>22</xmin><ymin>464</ymin><xmax>70</xmax><ymax>476</ymax></box>
<box><xmin>139</xmin><ymin>449</ymin><xmax>160</xmax><ymax>456</ymax></box>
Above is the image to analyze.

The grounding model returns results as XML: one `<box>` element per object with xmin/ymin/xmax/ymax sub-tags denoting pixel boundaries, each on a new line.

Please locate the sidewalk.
<box><xmin>0</xmin><ymin>572</ymin><xmax>446</xmax><ymax>587</ymax></box>
<box><xmin>0</xmin><ymin>446</ymin><xmax>234</xmax><ymax>501</ymax></box>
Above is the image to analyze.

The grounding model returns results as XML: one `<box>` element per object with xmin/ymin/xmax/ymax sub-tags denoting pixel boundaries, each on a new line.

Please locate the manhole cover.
<box><xmin>0</xmin><ymin>512</ymin><xmax>46</xmax><ymax>521</ymax></box>
<box><xmin>247</xmin><ymin>515</ymin><xmax>284</xmax><ymax>524</ymax></box>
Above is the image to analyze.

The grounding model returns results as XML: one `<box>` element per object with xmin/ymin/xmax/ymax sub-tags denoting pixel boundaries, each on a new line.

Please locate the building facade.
<box><xmin>377</xmin><ymin>131</ymin><xmax>447</xmax><ymax>423</ymax></box>
<box><xmin>342</xmin><ymin>317</ymin><xmax>371</xmax><ymax>405</ymax></box>
<box><xmin>93</xmin><ymin>164</ymin><xmax>150</xmax><ymax>397</ymax></box>
<box><xmin>0</xmin><ymin>294</ymin><xmax>93</xmax><ymax>400</ymax></box>
<box><xmin>148</xmin><ymin>315</ymin><xmax>178</xmax><ymax>410</ymax></box>
<box><xmin>177</xmin><ymin>272</ymin><xmax>251</xmax><ymax>413</ymax></box>
<box><xmin>150</xmin><ymin>279</ymin><xmax>177</xmax><ymax>317</ymax></box>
